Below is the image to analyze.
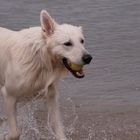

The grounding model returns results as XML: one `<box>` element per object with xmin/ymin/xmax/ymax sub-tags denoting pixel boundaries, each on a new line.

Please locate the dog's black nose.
<box><xmin>82</xmin><ymin>54</ymin><xmax>92</xmax><ymax>64</ymax></box>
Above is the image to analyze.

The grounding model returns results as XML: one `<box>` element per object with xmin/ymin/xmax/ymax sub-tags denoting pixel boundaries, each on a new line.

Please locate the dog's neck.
<box><xmin>17</xmin><ymin>27</ymin><xmax>67</xmax><ymax>90</ymax></box>
<box><xmin>40</xmin><ymin>43</ymin><xmax>67</xmax><ymax>76</ymax></box>
<box><xmin>20</xmin><ymin>41</ymin><xmax>66</xmax><ymax>90</ymax></box>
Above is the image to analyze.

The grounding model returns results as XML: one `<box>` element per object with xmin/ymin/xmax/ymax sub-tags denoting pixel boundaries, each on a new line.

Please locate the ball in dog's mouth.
<box><xmin>62</xmin><ymin>58</ymin><xmax>85</xmax><ymax>78</ymax></box>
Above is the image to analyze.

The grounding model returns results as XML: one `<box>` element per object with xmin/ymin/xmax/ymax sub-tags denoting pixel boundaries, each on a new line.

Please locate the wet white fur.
<box><xmin>0</xmin><ymin>10</ymin><xmax>88</xmax><ymax>140</ymax></box>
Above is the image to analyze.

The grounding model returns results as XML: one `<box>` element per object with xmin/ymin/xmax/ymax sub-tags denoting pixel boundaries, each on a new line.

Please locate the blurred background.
<box><xmin>0</xmin><ymin>0</ymin><xmax>140</xmax><ymax>139</ymax></box>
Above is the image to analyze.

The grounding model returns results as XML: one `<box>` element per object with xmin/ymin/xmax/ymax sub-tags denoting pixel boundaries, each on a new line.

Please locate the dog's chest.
<box><xmin>16</xmin><ymin>70</ymin><xmax>59</xmax><ymax>98</ymax></box>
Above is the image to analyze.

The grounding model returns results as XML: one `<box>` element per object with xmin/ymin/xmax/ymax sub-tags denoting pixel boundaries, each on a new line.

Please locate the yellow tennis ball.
<box><xmin>70</xmin><ymin>63</ymin><xmax>83</xmax><ymax>71</ymax></box>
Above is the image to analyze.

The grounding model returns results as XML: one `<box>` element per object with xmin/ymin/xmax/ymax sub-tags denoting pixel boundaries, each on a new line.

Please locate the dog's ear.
<box><xmin>78</xmin><ymin>26</ymin><xmax>83</xmax><ymax>32</ymax></box>
<box><xmin>40</xmin><ymin>10</ymin><xmax>56</xmax><ymax>36</ymax></box>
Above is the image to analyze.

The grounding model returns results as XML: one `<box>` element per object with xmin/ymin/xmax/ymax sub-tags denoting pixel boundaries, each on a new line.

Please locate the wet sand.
<box><xmin>0</xmin><ymin>0</ymin><xmax>140</xmax><ymax>139</ymax></box>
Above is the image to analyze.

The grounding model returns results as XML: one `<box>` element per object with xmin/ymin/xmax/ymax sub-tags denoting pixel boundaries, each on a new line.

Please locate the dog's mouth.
<box><xmin>62</xmin><ymin>58</ymin><xmax>84</xmax><ymax>78</ymax></box>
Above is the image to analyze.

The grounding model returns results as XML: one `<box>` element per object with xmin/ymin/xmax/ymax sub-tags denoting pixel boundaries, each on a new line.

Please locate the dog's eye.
<box><xmin>64</xmin><ymin>41</ymin><xmax>73</xmax><ymax>47</ymax></box>
<box><xmin>80</xmin><ymin>39</ymin><xmax>84</xmax><ymax>44</ymax></box>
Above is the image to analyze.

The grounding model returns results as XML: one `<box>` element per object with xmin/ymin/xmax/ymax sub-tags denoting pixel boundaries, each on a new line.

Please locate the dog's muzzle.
<box><xmin>62</xmin><ymin>54</ymin><xmax>92</xmax><ymax>79</ymax></box>
<box><xmin>62</xmin><ymin>58</ymin><xmax>84</xmax><ymax>78</ymax></box>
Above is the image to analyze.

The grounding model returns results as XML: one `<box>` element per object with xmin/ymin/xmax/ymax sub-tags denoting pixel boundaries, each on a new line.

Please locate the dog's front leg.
<box><xmin>2</xmin><ymin>87</ymin><xmax>20</xmax><ymax>140</ymax></box>
<box><xmin>46</xmin><ymin>84</ymin><xmax>66</xmax><ymax>140</ymax></box>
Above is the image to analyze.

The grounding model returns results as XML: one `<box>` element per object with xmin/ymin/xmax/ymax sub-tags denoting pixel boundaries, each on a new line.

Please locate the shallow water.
<box><xmin>0</xmin><ymin>0</ymin><xmax>140</xmax><ymax>139</ymax></box>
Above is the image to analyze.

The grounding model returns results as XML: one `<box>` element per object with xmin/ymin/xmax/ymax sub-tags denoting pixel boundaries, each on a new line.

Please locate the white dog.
<box><xmin>0</xmin><ymin>10</ymin><xmax>92</xmax><ymax>140</ymax></box>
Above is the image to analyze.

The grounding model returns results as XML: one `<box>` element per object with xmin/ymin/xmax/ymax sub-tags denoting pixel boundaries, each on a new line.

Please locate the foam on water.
<box><xmin>0</xmin><ymin>93</ymin><xmax>95</xmax><ymax>140</ymax></box>
<box><xmin>0</xmin><ymin>91</ymin><xmax>140</xmax><ymax>140</ymax></box>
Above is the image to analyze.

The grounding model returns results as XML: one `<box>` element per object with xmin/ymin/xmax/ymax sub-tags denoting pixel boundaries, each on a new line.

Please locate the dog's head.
<box><xmin>40</xmin><ymin>10</ymin><xmax>92</xmax><ymax>78</ymax></box>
